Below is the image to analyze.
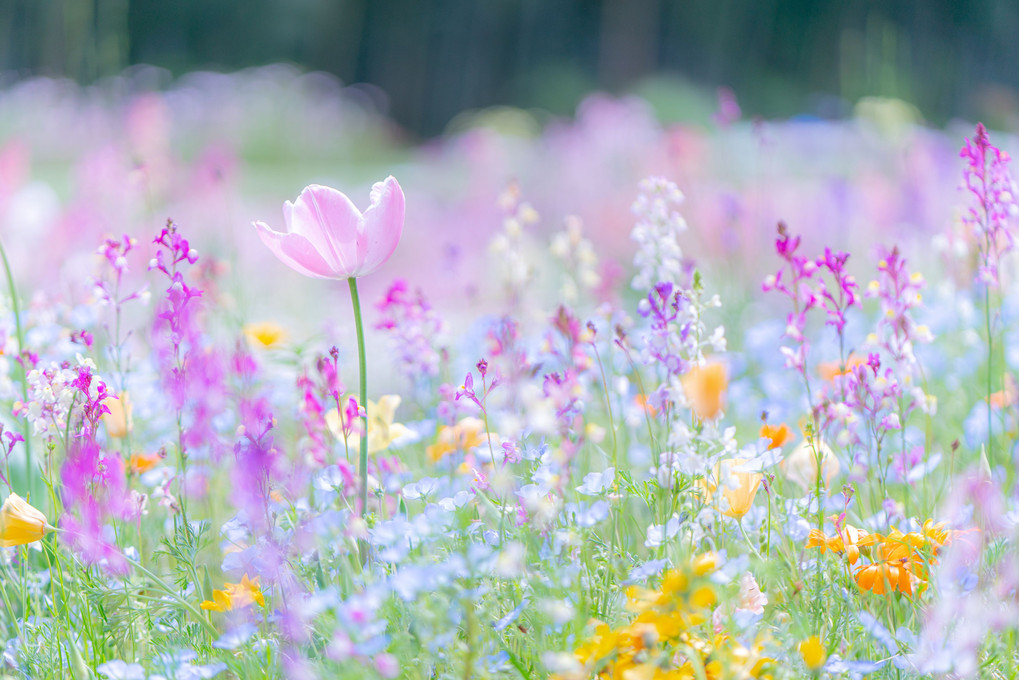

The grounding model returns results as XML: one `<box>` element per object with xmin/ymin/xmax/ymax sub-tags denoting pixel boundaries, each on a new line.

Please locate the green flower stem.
<box><xmin>986</xmin><ymin>283</ymin><xmax>994</xmax><ymax>465</ymax></box>
<box><xmin>348</xmin><ymin>278</ymin><xmax>369</xmax><ymax>520</ymax></box>
<box><xmin>0</xmin><ymin>235</ymin><xmax>32</xmax><ymax>491</ymax></box>
<box><xmin>123</xmin><ymin>556</ymin><xmax>219</xmax><ymax>639</ymax></box>
<box><xmin>348</xmin><ymin>277</ymin><xmax>370</xmax><ymax>567</ymax></box>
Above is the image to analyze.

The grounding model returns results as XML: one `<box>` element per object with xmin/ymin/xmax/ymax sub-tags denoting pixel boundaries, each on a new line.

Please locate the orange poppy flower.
<box><xmin>805</xmin><ymin>519</ymin><xmax>881</xmax><ymax>564</ymax></box>
<box><xmin>817</xmin><ymin>354</ymin><xmax>868</xmax><ymax>382</ymax></box>
<box><xmin>681</xmin><ymin>360</ymin><xmax>728</xmax><ymax>421</ymax></box>
<box><xmin>759</xmin><ymin>423</ymin><xmax>793</xmax><ymax>449</ymax></box>
<box><xmin>129</xmin><ymin>452</ymin><xmax>163</xmax><ymax>475</ymax></box>
<box><xmin>855</xmin><ymin>559</ymin><xmax>915</xmax><ymax>595</ymax></box>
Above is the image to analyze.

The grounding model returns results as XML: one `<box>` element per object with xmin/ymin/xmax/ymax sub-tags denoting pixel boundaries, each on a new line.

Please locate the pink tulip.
<box><xmin>254</xmin><ymin>176</ymin><xmax>404</xmax><ymax>279</ymax></box>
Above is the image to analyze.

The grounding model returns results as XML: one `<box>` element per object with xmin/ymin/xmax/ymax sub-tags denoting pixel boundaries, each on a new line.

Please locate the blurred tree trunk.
<box><xmin>96</xmin><ymin>0</ymin><xmax>129</xmax><ymax>78</ymax></box>
<box><xmin>599</xmin><ymin>0</ymin><xmax>660</xmax><ymax>89</ymax></box>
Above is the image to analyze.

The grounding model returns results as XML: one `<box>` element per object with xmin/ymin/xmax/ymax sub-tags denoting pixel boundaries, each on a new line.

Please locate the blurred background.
<box><xmin>3</xmin><ymin>0</ymin><xmax>1019</xmax><ymax>136</ymax></box>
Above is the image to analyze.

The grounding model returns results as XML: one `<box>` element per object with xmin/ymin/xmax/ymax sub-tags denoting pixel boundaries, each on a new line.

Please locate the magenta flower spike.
<box><xmin>254</xmin><ymin>176</ymin><xmax>405</xmax><ymax>279</ymax></box>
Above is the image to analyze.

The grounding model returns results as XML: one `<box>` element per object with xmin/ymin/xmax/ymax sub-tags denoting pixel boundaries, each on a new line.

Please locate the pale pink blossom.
<box><xmin>254</xmin><ymin>177</ymin><xmax>405</xmax><ymax>279</ymax></box>
<box><xmin>735</xmin><ymin>572</ymin><xmax>767</xmax><ymax>615</ymax></box>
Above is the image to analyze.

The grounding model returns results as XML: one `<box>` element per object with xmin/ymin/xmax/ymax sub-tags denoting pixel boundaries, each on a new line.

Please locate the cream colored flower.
<box><xmin>102</xmin><ymin>393</ymin><xmax>132</xmax><ymax>439</ymax></box>
<box><xmin>326</xmin><ymin>394</ymin><xmax>411</xmax><ymax>454</ymax></box>
<box><xmin>782</xmin><ymin>440</ymin><xmax>840</xmax><ymax>493</ymax></box>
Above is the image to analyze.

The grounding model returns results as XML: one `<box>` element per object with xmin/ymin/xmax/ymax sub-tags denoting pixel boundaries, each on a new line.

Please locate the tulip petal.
<box><xmin>287</xmin><ymin>184</ymin><xmax>363</xmax><ymax>276</ymax></box>
<box><xmin>254</xmin><ymin>222</ymin><xmax>338</xmax><ymax>279</ymax></box>
<box><xmin>357</xmin><ymin>176</ymin><xmax>405</xmax><ymax>277</ymax></box>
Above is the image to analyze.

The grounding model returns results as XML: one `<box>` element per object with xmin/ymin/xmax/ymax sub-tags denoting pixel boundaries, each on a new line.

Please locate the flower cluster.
<box><xmin>552</xmin><ymin>554</ymin><xmax>772</xmax><ymax>679</ymax></box>
<box><xmin>374</xmin><ymin>279</ymin><xmax>446</xmax><ymax>387</ymax></box>
<box><xmin>960</xmin><ymin>123</ymin><xmax>1019</xmax><ymax>287</ymax></box>
<box><xmin>807</xmin><ymin>515</ymin><xmax>957</xmax><ymax>596</ymax></box>
<box><xmin>763</xmin><ymin>223</ymin><xmax>860</xmax><ymax>375</ymax></box>
<box><xmin>16</xmin><ymin>356</ymin><xmax>108</xmax><ymax>437</ymax></box>
<box><xmin>549</xmin><ymin>216</ymin><xmax>601</xmax><ymax>304</ymax></box>
<box><xmin>630</xmin><ymin>176</ymin><xmax>690</xmax><ymax>291</ymax></box>
<box><xmin>490</xmin><ymin>181</ymin><xmax>539</xmax><ymax>307</ymax></box>
<box><xmin>635</xmin><ymin>279</ymin><xmax>726</xmax><ymax>415</ymax></box>
<box><xmin>865</xmin><ymin>247</ymin><xmax>932</xmax><ymax>369</ymax></box>
<box><xmin>818</xmin><ymin>356</ymin><xmax>903</xmax><ymax>451</ymax></box>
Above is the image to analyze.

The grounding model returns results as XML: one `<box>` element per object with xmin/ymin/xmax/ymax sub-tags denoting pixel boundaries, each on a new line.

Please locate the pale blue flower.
<box><xmin>97</xmin><ymin>660</ymin><xmax>146</xmax><ymax>680</ymax></box>
<box><xmin>576</xmin><ymin>467</ymin><xmax>614</xmax><ymax>495</ymax></box>
<box><xmin>213</xmin><ymin>623</ymin><xmax>256</xmax><ymax>650</ymax></box>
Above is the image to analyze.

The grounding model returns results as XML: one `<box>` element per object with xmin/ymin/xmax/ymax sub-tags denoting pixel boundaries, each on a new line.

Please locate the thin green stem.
<box><xmin>0</xmin><ymin>235</ymin><xmax>31</xmax><ymax>491</ymax></box>
<box><xmin>986</xmin><ymin>283</ymin><xmax>994</xmax><ymax>464</ymax></box>
<box><xmin>737</xmin><ymin>519</ymin><xmax>761</xmax><ymax>559</ymax></box>
<box><xmin>123</xmin><ymin>555</ymin><xmax>219</xmax><ymax>639</ymax></box>
<box><xmin>348</xmin><ymin>278</ymin><xmax>368</xmax><ymax>520</ymax></box>
<box><xmin>347</xmin><ymin>279</ymin><xmax>372</xmax><ymax>563</ymax></box>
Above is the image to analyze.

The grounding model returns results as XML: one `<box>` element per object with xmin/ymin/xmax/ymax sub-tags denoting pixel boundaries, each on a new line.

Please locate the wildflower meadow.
<box><xmin>0</xmin><ymin>69</ymin><xmax>1018</xmax><ymax>679</ymax></box>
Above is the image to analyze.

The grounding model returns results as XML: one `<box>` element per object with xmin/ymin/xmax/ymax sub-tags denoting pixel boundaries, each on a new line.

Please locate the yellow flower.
<box><xmin>326</xmin><ymin>394</ymin><xmax>411</xmax><ymax>455</ymax></box>
<box><xmin>701</xmin><ymin>459</ymin><xmax>762</xmax><ymax>519</ymax></box>
<box><xmin>680</xmin><ymin>360</ymin><xmax>728</xmax><ymax>421</ymax></box>
<box><xmin>102</xmin><ymin>393</ymin><xmax>132</xmax><ymax>439</ymax></box>
<box><xmin>242</xmin><ymin>321</ymin><xmax>288</xmax><ymax>349</ymax></box>
<box><xmin>693</xmin><ymin>552</ymin><xmax>718</xmax><ymax>576</ymax></box>
<box><xmin>200</xmin><ymin>574</ymin><xmax>265</xmax><ymax>612</ymax></box>
<box><xmin>0</xmin><ymin>493</ymin><xmax>48</xmax><ymax>547</ymax></box>
<box><xmin>427</xmin><ymin>417</ymin><xmax>488</xmax><ymax>462</ymax></box>
<box><xmin>689</xmin><ymin>585</ymin><xmax>717</xmax><ymax>609</ymax></box>
<box><xmin>719</xmin><ymin>459</ymin><xmax>762</xmax><ymax>519</ymax></box>
<box><xmin>199</xmin><ymin>588</ymin><xmax>233</xmax><ymax>613</ymax></box>
<box><xmin>799</xmin><ymin>636</ymin><xmax>826</xmax><ymax>671</ymax></box>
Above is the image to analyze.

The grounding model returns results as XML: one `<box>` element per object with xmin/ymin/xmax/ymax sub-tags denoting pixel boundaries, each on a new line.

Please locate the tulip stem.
<box><xmin>348</xmin><ymin>278</ymin><xmax>369</xmax><ymax>523</ymax></box>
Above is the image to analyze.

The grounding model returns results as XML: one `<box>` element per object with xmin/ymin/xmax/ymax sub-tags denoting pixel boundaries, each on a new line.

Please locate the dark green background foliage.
<box><xmin>3</xmin><ymin>0</ymin><xmax>1018</xmax><ymax>135</ymax></box>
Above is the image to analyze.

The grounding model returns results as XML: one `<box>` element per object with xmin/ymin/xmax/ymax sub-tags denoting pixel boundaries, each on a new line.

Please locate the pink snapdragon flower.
<box><xmin>254</xmin><ymin>177</ymin><xmax>405</xmax><ymax>279</ymax></box>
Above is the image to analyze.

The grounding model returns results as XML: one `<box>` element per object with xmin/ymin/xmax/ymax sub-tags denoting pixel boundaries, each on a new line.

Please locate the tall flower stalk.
<box><xmin>0</xmin><ymin>236</ymin><xmax>31</xmax><ymax>491</ymax></box>
<box><xmin>254</xmin><ymin>177</ymin><xmax>405</xmax><ymax>527</ymax></box>
<box><xmin>959</xmin><ymin>123</ymin><xmax>1017</xmax><ymax>466</ymax></box>
<box><xmin>348</xmin><ymin>277</ymin><xmax>369</xmax><ymax>520</ymax></box>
